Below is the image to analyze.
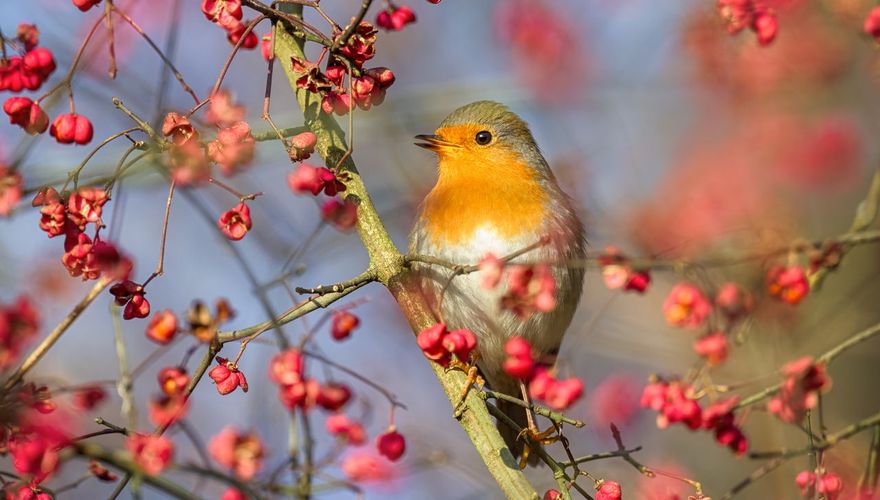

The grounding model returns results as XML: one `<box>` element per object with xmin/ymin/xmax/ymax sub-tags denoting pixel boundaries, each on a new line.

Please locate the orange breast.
<box><xmin>420</xmin><ymin>151</ymin><xmax>549</xmax><ymax>246</ymax></box>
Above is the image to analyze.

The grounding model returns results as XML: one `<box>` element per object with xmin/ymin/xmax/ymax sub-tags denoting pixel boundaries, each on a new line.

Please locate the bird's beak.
<box><xmin>414</xmin><ymin>134</ymin><xmax>459</xmax><ymax>152</ymax></box>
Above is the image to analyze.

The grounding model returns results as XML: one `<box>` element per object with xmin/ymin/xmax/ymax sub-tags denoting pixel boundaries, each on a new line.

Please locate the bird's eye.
<box><xmin>475</xmin><ymin>130</ymin><xmax>492</xmax><ymax>145</ymax></box>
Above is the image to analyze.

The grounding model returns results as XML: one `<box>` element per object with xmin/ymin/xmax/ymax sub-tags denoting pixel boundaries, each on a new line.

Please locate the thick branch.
<box><xmin>271</xmin><ymin>8</ymin><xmax>539</xmax><ymax>498</ymax></box>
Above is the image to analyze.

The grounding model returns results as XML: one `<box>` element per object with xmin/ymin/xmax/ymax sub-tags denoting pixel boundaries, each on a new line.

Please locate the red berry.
<box><xmin>72</xmin><ymin>0</ymin><xmax>102</xmax><ymax>12</ymax></box>
<box><xmin>376</xmin><ymin>428</ymin><xmax>405</xmax><ymax>461</ymax></box>
<box><xmin>49</xmin><ymin>113</ymin><xmax>93</xmax><ymax>145</ymax></box>
<box><xmin>3</xmin><ymin>97</ymin><xmax>48</xmax><ymax>135</ymax></box>
<box><xmin>865</xmin><ymin>6</ymin><xmax>880</xmax><ymax>41</ymax></box>
<box><xmin>596</xmin><ymin>480</ymin><xmax>622</xmax><ymax>500</ymax></box>
<box><xmin>218</xmin><ymin>202</ymin><xmax>252</xmax><ymax>241</ymax></box>
<box><xmin>330</xmin><ymin>310</ymin><xmax>360</xmax><ymax>340</ymax></box>
<box><xmin>751</xmin><ymin>10</ymin><xmax>778</xmax><ymax>46</ymax></box>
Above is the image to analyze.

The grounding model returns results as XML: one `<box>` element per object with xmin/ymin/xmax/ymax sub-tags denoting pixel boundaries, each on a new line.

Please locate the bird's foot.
<box><xmin>515</xmin><ymin>426</ymin><xmax>560</xmax><ymax>469</ymax></box>
<box><xmin>518</xmin><ymin>425</ymin><xmax>560</xmax><ymax>446</ymax></box>
<box><xmin>450</xmin><ymin>356</ymin><xmax>483</xmax><ymax>419</ymax></box>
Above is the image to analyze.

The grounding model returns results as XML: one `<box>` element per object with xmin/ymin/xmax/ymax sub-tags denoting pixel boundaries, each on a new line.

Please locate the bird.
<box><xmin>408</xmin><ymin>101</ymin><xmax>586</xmax><ymax>463</ymax></box>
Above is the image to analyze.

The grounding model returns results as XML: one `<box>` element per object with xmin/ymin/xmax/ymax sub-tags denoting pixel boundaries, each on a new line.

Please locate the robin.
<box><xmin>409</xmin><ymin>101</ymin><xmax>586</xmax><ymax>463</ymax></box>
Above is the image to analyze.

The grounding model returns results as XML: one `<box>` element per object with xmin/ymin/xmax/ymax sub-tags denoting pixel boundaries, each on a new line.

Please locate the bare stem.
<box><xmin>72</xmin><ymin>442</ymin><xmax>201</xmax><ymax>500</ymax></box>
<box><xmin>333</xmin><ymin>0</ymin><xmax>373</xmax><ymax>49</ymax></box>
<box><xmin>749</xmin><ymin>410</ymin><xmax>880</xmax><ymax>459</ymax></box>
<box><xmin>558</xmin><ymin>447</ymin><xmax>645</xmax><ymax>468</ymax></box>
<box><xmin>736</xmin><ymin>320</ymin><xmax>880</xmax><ymax>409</ymax></box>
<box><xmin>142</xmin><ymin>179</ymin><xmax>176</xmax><ymax>288</ymax></box>
<box><xmin>205</xmin><ymin>16</ymin><xmax>267</xmax><ymax>103</ymax></box>
<box><xmin>112</xmin><ymin>97</ymin><xmax>160</xmax><ymax>143</ymax></box>
<box><xmin>219</xmin><ymin>279</ymin><xmax>368</xmax><ymax>344</ymax></box>
<box><xmin>295</xmin><ymin>269</ymin><xmax>377</xmax><ymax>295</ymax></box>
<box><xmin>37</xmin><ymin>14</ymin><xmax>105</xmax><ymax>103</ymax></box>
<box><xmin>105</xmin><ymin>1</ymin><xmax>118</xmax><ymax>79</ymax></box>
<box><xmin>111</xmin><ymin>4</ymin><xmax>200</xmax><ymax>104</ymax></box>
<box><xmin>479</xmin><ymin>388</ymin><xmax>584</xmax><ymax>428</ymax></box>
<box><xmin>718</xmin><ymin>458</ymin><xmax>785</xmax><ymax>500</ymax></box>
<box><xmin>63</xmin><ymin>127</ymin><xmax>142</xmax><ymax>192</ymax></box>
<box><xmin>111</xmin><ymin>304</ymin><xmax>137</xmax><ymax>430</ymax></box>
<box><xmin>3</xmin><ymin>279</ymin><xmax>110</xmax><ymax>391</ymax></box>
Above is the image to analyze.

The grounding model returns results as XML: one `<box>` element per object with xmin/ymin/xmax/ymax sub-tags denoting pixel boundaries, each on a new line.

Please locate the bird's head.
<box><xmin>414</xmin><ymin>101</ymin><xmax>551</xmax><ymax>179</ymax></box>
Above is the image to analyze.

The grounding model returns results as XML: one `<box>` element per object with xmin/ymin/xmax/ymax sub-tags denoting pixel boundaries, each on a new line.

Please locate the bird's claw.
<box><xmin>518</xmin><ymin>425</ymin><xmax>560</xmax><ymax>446</ymax></box>
<box><xmin>451</xmin><ymin>356</ymin><xmax>482</xmax><ymax>419</ymax></box>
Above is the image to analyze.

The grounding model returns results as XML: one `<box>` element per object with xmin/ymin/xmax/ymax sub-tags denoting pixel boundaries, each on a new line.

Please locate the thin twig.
<box><xmin>112</xmin><ymin>97</ymin><xmax>160</xmax><ymax>143</ymax></box>
<box><xmin>479</xmin><ymin>389</ymin><xmax>584</xmax><ymax>428</ymax></box>
<box><xmin>486</xmin><ymin>402</ymin><xmax>584</xmax><ymax>500</ymax></box>
<box><xmin>749</xmin><ymin>410</ymin><xmax>880</xmax><ymax>460</ymax></box>
<box><xmin>152</xmin><ymin>0</ymin><xmax>184</xmax><ymax>127</ymax></box>
<box><xmin>111</xmin><ymin>4</ymin><xmax>200</xmax><ymax>104</ymax></box>
<box><xmin>333</xmin><ymin>0</ymin><xmax>373</xmax><ymax>49</ymax></box>
<box><xmin>104</xmin><ymin>1</ymin><xmax>117</xmax><ymax>79</ymax></box>
<box><xmin>302</xmin><ymin>348</ymin><xmax>406</xmax><ymax>409</ymax></box>
<box><xmin>3</xmin><ymin>279</ymin><xmax>110</xmax><ymax>391</ymax></box>
<box><xmin>63</xmin><ymin>127</ymin><xmax>142</xmax><ymax>191</ymax></box>
<box><xmin>405</xmin><ymin>236</ymin><xmax>551</xmax><ymax>275</ymax></box>
<box><xmin>142</xmin><ymin>179</ymin><xmax>176</xmax><ymax>288</ymax></box>
<box><xmin>297</xmin><ymin>410</ymin><xmax>315</xmax><ymax>499</ymax></box>
<box><xmin>736</xmin><ymin>320</ymin><xmax>880</xmax><ymax>409</ymax></box>
<box><xmin>111</xmin><ymin>304</ymin><xmax>137</xmax><ymax>430</ymax></box>
<box><xmin>558</xmin><ymin>446</ymin><xmax>645</xmax><ymax>468</ymax></box>
<box><xmin>36</xmin><ymin>14</ymin><xmax>106</xmax><ymax>103</ymax></box>
<box><xmin>719</xmin><ymin>458</ymin><xmax>785</xmax><ymax>500</ymax></box>
<box><xmin>72</xmin><ymin>443</ymin><xmax>200</xmax><ymax>500</ymax></box>
<box><xmin>858</xmin><ymin>425</ymin><xmax>880</xmax><ymax>496</ymax></box>
<box><xmin>610</xmin><ymin>423</ymin><xmax>654</xmax><ymax>477</ymax></box>
<box><xmin>205</xmin><ymin>16</ymin><xmax>267</xmax><ymax>103</ymax></box>
<box><xmin>218</xmin><ymin>279</ymin><xmax>369</xmax><ymax>344</ymax></box>
<box><xmin>295</xmin><ymin>269</ymin><xmax>377</xmax><ymax>295</ymax></box>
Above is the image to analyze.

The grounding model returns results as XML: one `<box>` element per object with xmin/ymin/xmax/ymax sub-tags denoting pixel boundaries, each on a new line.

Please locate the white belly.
<box><xmin>409</xmin><ymin>224</ymin><xmax>583</xmax><ymax>391</ymax></box>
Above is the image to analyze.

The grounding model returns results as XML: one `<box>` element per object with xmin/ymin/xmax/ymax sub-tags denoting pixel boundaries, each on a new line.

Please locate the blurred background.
<box><xmin>1</xmin><ymin>0</ymin><xmax>880</xmax><ymax>498</ymax></box>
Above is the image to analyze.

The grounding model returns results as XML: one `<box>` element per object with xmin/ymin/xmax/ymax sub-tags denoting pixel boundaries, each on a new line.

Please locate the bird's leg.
<box><xmin>520</xmin><ymin>381</ymin><xmax>538</xmax><ymax>433</ymax></box>
<box><xmin>517</xmin><ymin>380</ymin><xmax>560</xmax><ymax>444</ymax></box>
<box><xmin>452</xmin><ymin>352</ymin><xmax>483</xmax><ymax>419</ymax></box>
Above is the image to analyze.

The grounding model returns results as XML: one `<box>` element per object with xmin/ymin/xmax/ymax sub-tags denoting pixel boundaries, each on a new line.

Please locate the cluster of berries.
<box><xmin>716</xmin><ymin>0</ymin><xmax>779</xmax><ymax>46</ymax></box>
<box><xmin>161</xmin><ymin>94</ymin><xmax>261</xmax><ymax>240</ymax></box>
<box><xmin>286</xmin><ymin>19</ymin><xmax>396</xmax><ymax>117</ymax></box>
<box><xmin>795</xmin><ymin>469</ymin><xmax>843</xmax><ymax>500</ymax></box>
<box><xmin>502</xmin><ymin>337</ymin><xmax>583</xmax><ymax>411</ymax></box>
<box><xmin>597</xmin><ymin>246</ymin><xmax>651</xmax><ymax>293</ymax></box>
<box><xmin>478</xmin><ymin>253</ymin><xmax>558</xmax><ymax>319</ymax></box>
<box><xmin>641</xmin><ymin>379</ymin><xmax>748</xmax><ymax>455</ymax></box>
<box><xmin>268</xmin><ymin>347</ymin><xmax>408</xmax><ymax>462</ymax></box>
<box><xmin>0</xmin><ymin>296</ymin><xmax>39</xmax><ymax>371</ymax></box>
<box><xmin>31</xmin><ymin>186</ymin><xmax>157</xmax><ymax>319</ymax></box>
<box><xmin>285</xmin><ymin>131</ymin><xmax>359</xmax><ymax>231</ymax></box>
<box><xmin>663</xmin><ymin>281</ymin><xmax>755</xmax><ymax>366</ymax></box>
<box><xmin>2</xmin><ymin>23</ymin><xmax>95</xmax><ymax>146</ymax></box>
<box><xmin>0</xmin><ymin>24</ymin><xmax>55</xmax><ymax>92</ymax></box>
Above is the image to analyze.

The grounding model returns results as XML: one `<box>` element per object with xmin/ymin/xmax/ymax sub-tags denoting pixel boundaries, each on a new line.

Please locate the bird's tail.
<box><xmin>496</xmin><ymin>398</ymin><xmax>540</xmax><ymax>467</ymax></box>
